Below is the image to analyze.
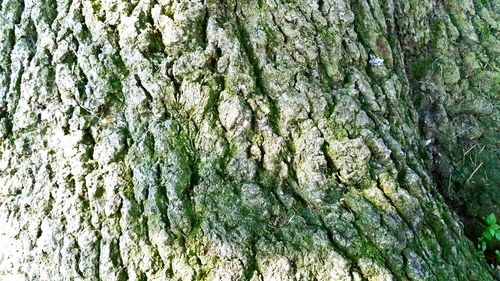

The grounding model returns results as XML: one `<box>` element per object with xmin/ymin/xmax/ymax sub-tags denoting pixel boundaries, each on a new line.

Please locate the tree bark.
<box><xmin>0</xmin><ymin>0</ymin><xmax>498</xmax><ymax>280</ymax></box>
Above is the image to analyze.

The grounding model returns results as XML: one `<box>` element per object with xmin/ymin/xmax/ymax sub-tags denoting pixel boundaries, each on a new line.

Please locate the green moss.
<box><xmin>324</xmin><ymin>119</ymin><xmax>349</xmax><ymax>140</ymax></box>
<box><xmin>164</xmin><ymin>6</ymin><xmax>175</xmax><ymax>18</ymax></box>
<box><xmin>42</xmin><ymin>0</ymin><xmax>58</xmax><ymax>23</ymax></box>
<box><xmin>90</xmin><ymin>0</ymin><xmax>102</xmax><ymax>13</ymax></box>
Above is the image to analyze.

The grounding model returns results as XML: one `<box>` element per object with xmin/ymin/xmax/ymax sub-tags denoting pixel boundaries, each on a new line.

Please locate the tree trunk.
<box><xmin>0</xmin><ymin>0</ymin><xmax>498</xmax><ymax>280</ymax></box>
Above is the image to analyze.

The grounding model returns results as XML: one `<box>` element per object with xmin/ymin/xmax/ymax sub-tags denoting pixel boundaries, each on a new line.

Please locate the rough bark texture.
<box><xmin>0</xmin><ymin>0</ymin><xmax>498</xmax><ymax>280</ymax></box>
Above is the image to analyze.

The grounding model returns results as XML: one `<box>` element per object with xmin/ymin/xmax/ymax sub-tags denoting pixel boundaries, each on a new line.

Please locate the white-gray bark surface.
<box><xmin>0</xmin><ymin>0</ymin><xmax>498</xmax><ymax>280</ymax></box>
